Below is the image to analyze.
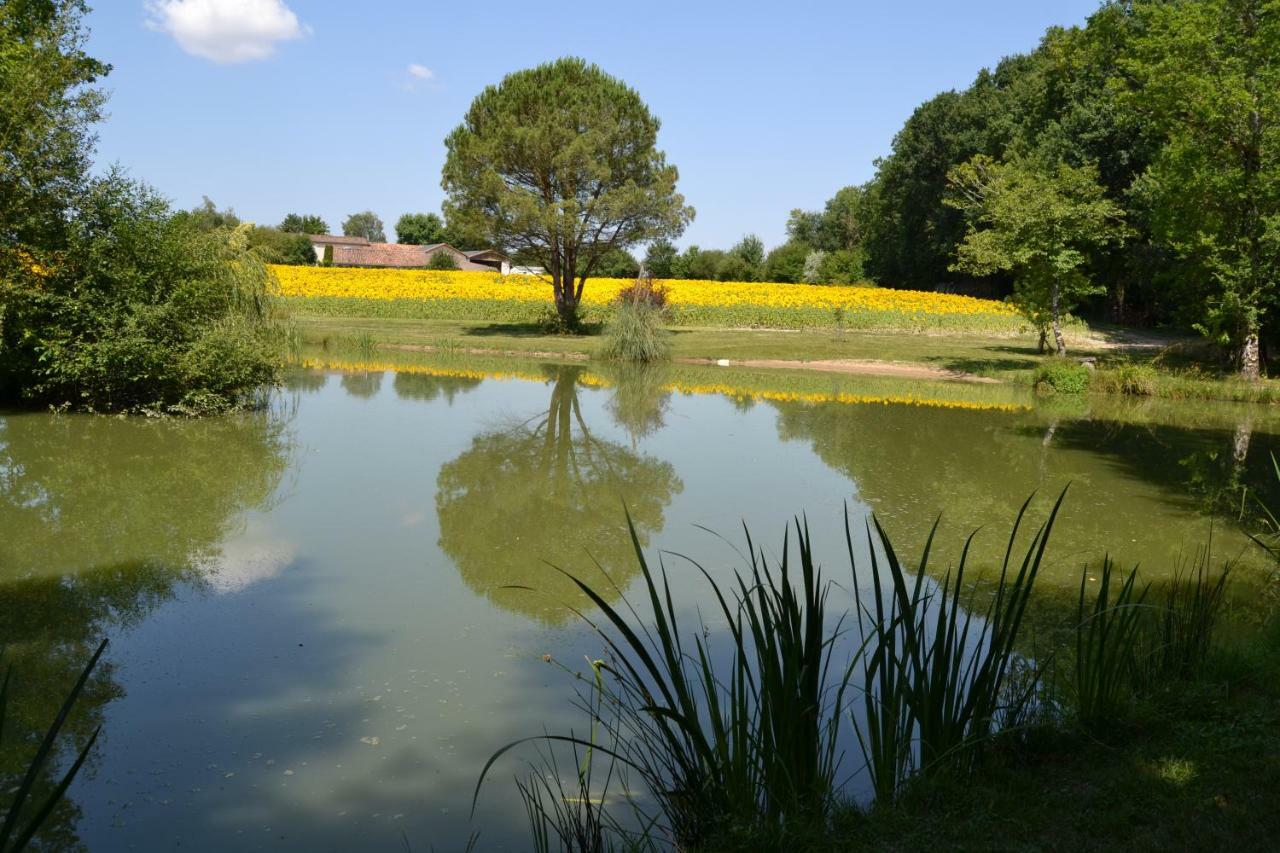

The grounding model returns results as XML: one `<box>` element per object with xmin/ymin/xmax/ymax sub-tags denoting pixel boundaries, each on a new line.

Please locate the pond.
<box><xmin>3</xmin><ymin>350</ymin><xmax>1278</xmax><ymax>850</ymax></box>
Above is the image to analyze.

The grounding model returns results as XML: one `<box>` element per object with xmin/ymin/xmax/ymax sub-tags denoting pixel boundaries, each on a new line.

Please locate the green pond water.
<box><xmin>3</xmin><ymin>351</ymin><xmax>1278</xmax><ymax>850</ymax></box>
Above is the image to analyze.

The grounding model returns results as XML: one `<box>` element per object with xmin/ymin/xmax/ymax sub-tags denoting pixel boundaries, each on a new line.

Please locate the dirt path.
<box><xmin>680</xmin><ymin>357</ymin><xmax>999</xmax><ymax>383</ymax></box>
<box><xmin>377</xmin><ymin>342</ymin><xmax>997</xmax><ymax>384</ymax></box>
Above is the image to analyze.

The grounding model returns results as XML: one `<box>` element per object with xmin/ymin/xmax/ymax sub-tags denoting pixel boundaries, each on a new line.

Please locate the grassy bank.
<box><xmin>292</xmin><ymin>312</ymin><xmax>1280</xmax><ymax>406</ymax></box>
<box><xmin>832</xmin><ymin>621</ymin><xmax>1280</xmax><ymax>853</ymax></box>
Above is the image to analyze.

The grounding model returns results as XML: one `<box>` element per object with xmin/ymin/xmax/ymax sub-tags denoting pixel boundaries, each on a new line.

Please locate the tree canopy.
<box><xmin>342</xmin><ymin>210</ymin><xmax>385</xmax><ymax>242</ymax></box>
<box><xmin>279</xmin><ymin>213</ymin><xmax>328</xmax><ymax>235</ymax></box>
<box><xmin>442</xmin><ymin>57</ymin><xmax>693</xmax><ymax>329</ymax></box>
<box><xmin>395</xmin><ymin>212</ymin><xmax>445</xmax><ymax>245</ymax></box>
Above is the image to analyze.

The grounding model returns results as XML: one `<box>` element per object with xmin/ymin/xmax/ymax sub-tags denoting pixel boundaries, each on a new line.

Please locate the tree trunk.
<box><xmin>1239</xmin><ymin>328</ymin><xmax>1261</xmax><ymax>381</ymax></box>
<box><xmin>1051</xmin><ymin>277</ymin><xmax>1066</xmax><ymax>356</ymax></box>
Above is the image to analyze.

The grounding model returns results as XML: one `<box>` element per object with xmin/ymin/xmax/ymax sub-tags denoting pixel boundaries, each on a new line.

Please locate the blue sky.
<box><xmin>89</xmin><ymin>1</ymin><xmax>1103</xmax><ymax>248</ymax></box>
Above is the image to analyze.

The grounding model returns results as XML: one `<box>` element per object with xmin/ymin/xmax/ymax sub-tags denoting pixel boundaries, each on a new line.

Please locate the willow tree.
<box><xmin>947</xmin><ymin>155</ymin><xmax>1126</xmax><ymax>355</ymax></box>
<box><xmin>442</xmin><ymin>57</ymin><xmax>694</xmax><ymax>330</ymax></box>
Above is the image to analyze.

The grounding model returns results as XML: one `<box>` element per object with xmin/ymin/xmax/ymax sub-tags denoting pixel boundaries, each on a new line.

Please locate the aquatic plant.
<box><xmin>0</xmin><ymin>639</ymin><xmax>107</xmax><ymax>852</ymax></box>
<box><xmin>1071</xmin><ymin>559</ymin><xmax>1149</xmax><ymax>727</ymax></box>
<box><xmin>851</xmin><ymin>492</ymin><xmax>1063</xmax><ymax>803</ymax></box>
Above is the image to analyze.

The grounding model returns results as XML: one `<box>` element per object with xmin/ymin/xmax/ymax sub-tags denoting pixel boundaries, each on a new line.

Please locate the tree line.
<box><xmin>823</xmin><ymin>0</ymin><xmax>1279</xmax><ymax>375</ymax></box>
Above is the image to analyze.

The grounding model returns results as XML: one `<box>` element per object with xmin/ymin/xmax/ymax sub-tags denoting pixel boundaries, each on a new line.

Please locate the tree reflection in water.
<box><xmin>436</xmin><ymin>366</ymin><xmax>683</xmax><ymax>623</ymax></box>
<box><xmin>0</xmin><ymin>407</ymin><xmax>294</xmax><ymax>849</ymax></box>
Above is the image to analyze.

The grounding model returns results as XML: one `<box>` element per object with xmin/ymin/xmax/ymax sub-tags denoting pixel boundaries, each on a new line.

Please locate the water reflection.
<box><xmin>393</xmin><ymin>371</ymin><xmax>482</xmax><ymax>404</ymax></box>
<box><xmin>0</xmin><ymin>408</ymin><xmax>294</xmax><ymax>849</ymax></box>
<box><xmin>436</xmin><ymin>365</ymin><xmax>684</xmax><ymax>623</ymax></box>
<box><xmin>771</xmin><ymin>398</ymin><xmax>1278</xmax><ymax>581</ymax></box>
<box><xmin>340</xmin><ymin>370</ymin><xmax>383</xmax><ymax>399</ymax></box>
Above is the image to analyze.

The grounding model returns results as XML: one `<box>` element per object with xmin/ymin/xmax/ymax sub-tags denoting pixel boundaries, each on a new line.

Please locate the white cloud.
<box><xmin>407</xmin><ymin>63</ymin><xmax>434</xmax><ymax>81</ymax></box>
<box><xmin>146</xmin><ymin>0</ymin><xmax>309</xmax><ymax>64</ymax></box>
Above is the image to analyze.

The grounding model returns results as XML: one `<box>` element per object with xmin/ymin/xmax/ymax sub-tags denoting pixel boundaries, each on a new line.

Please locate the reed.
<box><xmin>1072</xmin><ymin>559</ymin><xmax>1149</xmax><ymax>727</ymax></box>
<box><xmin>850</xmin><ymin>491</ymin><xmax>1064</xmax><ymax>803</ymax></box>
<box><xmin>0</xmin><ymin>639</ymin><xmax>107</xmax><ymax>853</ymax></box>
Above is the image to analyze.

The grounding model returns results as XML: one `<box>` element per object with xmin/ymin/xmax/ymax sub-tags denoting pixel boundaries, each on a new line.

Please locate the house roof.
<box><xmin>333</xmin><ymin>243</ymin><xmax>430</xmax><ymax>267</ymax></box>
<box><xmin>465</xmin><ymin>249</ymin><xmax>511</xmax><ymax>261</ymax></box>
<box><xmin>311</xmin><ymin>234</ymin><xmax>369</xmax><ymax>246</ymax></box>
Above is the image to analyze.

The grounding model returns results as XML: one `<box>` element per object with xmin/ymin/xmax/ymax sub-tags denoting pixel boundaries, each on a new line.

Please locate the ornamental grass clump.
<box><xmin>601</xmin><ymin>278</ymin><xmax>671</xmax><ymax>362</ymax></box>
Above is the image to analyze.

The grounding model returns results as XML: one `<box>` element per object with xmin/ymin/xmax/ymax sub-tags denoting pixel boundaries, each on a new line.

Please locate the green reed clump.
<box><xmin>1072</xmin><ymin>559</ymin><xmax>1149</xmax><ymax>727</ymax></box>
<box><xmin>1</xmin><ymin>639</ymin><xmax>106</xmax><ymax>853</ymax></box>
<box><xmin>851</xmin><ymin>492</ymin><xmax>1064</xmax><ymax>804</ymax></box>
<box><xmin>477</xmin><ymin>515</ymin><xmax>852</xmax><ymax>848</ymax></box>
<box><xmin>1148</xmin><ymin>551</ymin><xmax>1231</xmax><ymax>682</ymax></box>
<box><xmin>479</xmin><ymin>497</ymin><xmax>1078</xmax><ymax>847</ymax></box>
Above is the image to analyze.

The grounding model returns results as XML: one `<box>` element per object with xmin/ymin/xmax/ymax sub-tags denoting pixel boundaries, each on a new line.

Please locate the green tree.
<box><xmin>246</xmin><ymin>225</ymin><xmax>315</xmax><ymax>265</ymax></box>
<box><xmin>442</xmin><ymin>57</ymin><xmax>693</xmax><ymax>330</ymax></box>
<box><xmin>594</xmin><ymin>247</ymin><xmax>641</xmax><ymax>278</ymax></box>
<box><xmin>643</xmin><ymin>238</ymin><xmax>679</xmax><ymax>277</ymax></box>
<box><xmin>787</xmin><ymin>185</ymin><xmax>868</xmax><ymax>254</ymax></box>
<box><xmin>947</xmin><ymin>155</ymin><xmax>1127</xmax><ymax>354</ymax></box>
<box><xmin>175</xmin><ymin>196</ymin><xmax>239</xmax><ymax>232</ymax></box>
<box><xmin>0</xmin><ymin>0</ymin><xmax>108</xmax><ymax>250</ymax></box>
<box><xmin>673</xmin><ymin>245</ymin><xmax>726</xmax><ymax>280</ymax></box>
<box><xmin>342</xmin><ymin>210</ymin><xmax>385</xmax><ymax>242</ymax></box>
<box><xmin>1124</xmin><ymin>0</ymin><xmax>1280</xmax><ymax>378</ymax></box>
<box><xmin>426</xmin><ymin>249</ymin><xmax>460</xmax><ymax>270</ymax></box>
<box><xmin>764</xmin><ymin>239</ymin><xmax>811</xmax><ymax>283</ymax></box>
<box><xmin>727</xmin><ymin>234</ymin><xmax>765</xmax><ymax>280</ymax></box>
<box><xmin>395</xmin><ymin>212</ymin><xmax>445</xmax><ymax>245</ymax></box>
<box><xmin>278</xmin><ymin>213</ymin><xmax>328</xmax><ymax>235</ymax></box>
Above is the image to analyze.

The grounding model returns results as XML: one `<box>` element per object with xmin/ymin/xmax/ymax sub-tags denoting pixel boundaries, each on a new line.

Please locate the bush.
<box><xmin>1032</xmin><ymin>359</ymin><xmax>1090</xmax><ymax>394</ymax></box>
<box><xmin>427</xmin><ymin>250</ymin><xmax>461</xmax><ymax>270</ymax></box>
<box><xmin>601</xmin><ymin>300</ymin><xmax>670</xmax><ymax>362</ymax></box>
<box><xmin>0</xmin><ymin>174</ymin><xmax>281</xmax><ymax>413</ymax></box>
<box><xmin>1091</xmin><ymin>363</ymin><xmax>1158</xmax><ymax>396</ymax></box>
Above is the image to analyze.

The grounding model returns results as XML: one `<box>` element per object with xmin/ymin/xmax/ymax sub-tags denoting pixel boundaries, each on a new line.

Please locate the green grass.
<box><xmin>292</xmin><ymin>313</ymin><xmax>1280</xmax><ymax>405</ymax></box>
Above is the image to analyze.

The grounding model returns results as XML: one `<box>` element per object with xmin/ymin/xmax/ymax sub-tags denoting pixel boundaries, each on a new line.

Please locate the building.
<box><xmin>308</xmin><ymin>235</ymin><xmax>511</xmax><ymax>274</ymax></box>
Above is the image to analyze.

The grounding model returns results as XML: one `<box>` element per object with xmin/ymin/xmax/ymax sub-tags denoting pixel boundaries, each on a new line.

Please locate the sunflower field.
<box><xmin>271</xmin><ymin>266</ymin><xmax>1024</xmax><ymax>333</ymax></box>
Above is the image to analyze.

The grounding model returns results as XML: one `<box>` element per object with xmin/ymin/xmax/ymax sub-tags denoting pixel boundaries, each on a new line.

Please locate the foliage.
<box><xmin>787</xmin><ymin>185</ymin><xmax>868</xmax><ymax>253</ymax></box>
<box><xmin>1</xmin><ymin>174</ymin><xmax>281</xmax><ymax>412</ymax></box>
<box><xmin>1032</xmin><ymin>360</ymin><xmax>1091</xmax><ymax>394</ymax></box>
<box><xmin>1123</xmin><ymin>0</ymin><xmax>1280</xmax><ymax>376</ymax></box>
<box><xmin>853</xmin><ymin>493</ymin><xmax>1062</xmax><ymax>803</ymax></box>
<box><xmin>671</xmin><ymin>245</ymin><xmax>726</xmax><ymax>281</ymax></box>
<box><xmin>0</xmin><ymin>639</ymin><xmax>107</xmax><ymax>853</ymax></box>
<box><xmin>643</xmin><ymin>238</ymin><xmax>678</xmax><ymax>278</ymax></box>
<box><xmin>278</xmin><ymin>213</ymin><xmax>328</xmax><ymax>235</ymax></box>
<box><xmin>1090</xmin><ymin>363</ymin><xmax>1157</xmax><ymax>396</ymax></box>
<box><xmin>728</xmin><ymin>234</ymin><xmax>766</xmax><ymax>279</ymax></box>
<box><xmin>426</xmin><ymin>249</ymin><xmax>460</xmax><ymax>271</ymax></box>
<box><xmin>1072</xmin><ymin>558</ymin><xmax>1149</xmax><ymax>727</ymax></box>
<box><xmin>764</xmin><ymin>240</ymin><xmax>811</xmax><ymax>283</ymax></box>
<box><xmin>321</xmin><ymin>244</ymin><xmax>333</xmax><ymax>266</ymax></box>
<box><xmin>442</xmin><ymin>57</ymin><xmax>694</xmax><ymax>329</ymax></box>
<box><xmin>395</xmin><ymin>212</ymin><xmax>445</xmax><ymax>245</ymax></box>
<box><xmin>0</xmin><ymin>0</ymin><xmax>108</xmax><ymax>250</ymax></box>
<box><xmin>592</xmin><ymin>248</ymin><xmax>640</xmax><ymax>279</ymax></box>
<box><xmin>947</xmin><ymin>156</ymin><xmax>1127</xmax><ymax>354</ymax></box>
<box><xmin>246</xmin><ymin>225</ymin><xmax>314</xmax><ymax>265</ymax></box>
<box><xmin>342</xmin><ymin>210</ymin><xmax>385</xmax><ymax>242</ymax></box>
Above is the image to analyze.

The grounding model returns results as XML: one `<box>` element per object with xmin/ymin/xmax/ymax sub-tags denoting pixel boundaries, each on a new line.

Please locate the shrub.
<box><xmin>601</xmin><ymin>300</ymin><xmax>670</xmax><ymax>362</ymax></box>
<box><xmin>0</xmin><ymin>174</ymin><xmax>281</xmax><ymax>413</ymax></box>
<box><xmin>427</xmin><ymin>250</ymin><xmax>461</xmax><ymax>271</ymax></box>
<box><xmin>1032</xmin><ymin>359</ymin><xmax>1090</xmax><ymax>394</ymax></box>
<box><xmin>1091</xmin><ymin>363</ymin><xmax>1158</xmax><ymax>396</ymax></box>
<box><xmin>321</xmin><ymin>244</ymin><xmax>333</xmax><ymax>266</ymax></box>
